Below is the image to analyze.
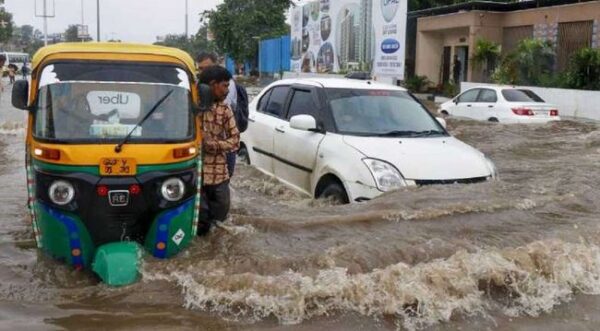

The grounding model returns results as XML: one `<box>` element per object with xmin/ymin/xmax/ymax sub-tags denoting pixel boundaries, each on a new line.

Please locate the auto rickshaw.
<box><xmin>12</xmin><ymin>43</ymin><xmax>203</xmax><ymax>286</ymax></box>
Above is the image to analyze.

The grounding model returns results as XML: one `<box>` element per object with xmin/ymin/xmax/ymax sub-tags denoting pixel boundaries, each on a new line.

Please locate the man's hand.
<box><xmin>203</xmin><ymin>139</ymin><xmax>219</xmax><ymax>154</ymax></box>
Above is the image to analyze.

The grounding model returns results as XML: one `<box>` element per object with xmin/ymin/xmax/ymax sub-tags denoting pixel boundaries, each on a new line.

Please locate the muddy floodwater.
<box><xmin>2</xmin><ymin>84</ymin><xmax>600</xmax><ymax>330</ymax></box>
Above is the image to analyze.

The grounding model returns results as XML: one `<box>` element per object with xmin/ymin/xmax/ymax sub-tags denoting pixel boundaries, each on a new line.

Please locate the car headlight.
<box><xmin>485</xmin><ymin>157</ymin><xmax>499</xmax><ymax>180</ymax></box>
<box><xmin>161</xmin><ymin>178</ymin><xmax>186</xmax><ymax>202</ymax></box>
<box><xmin>363</xmin><ymin>158</ymin><xmax>406</xmax><ymax>192</ymax></box>
<box><xmin>48</xmin><ymin>180</ymin><xmax>75</xmax><ymax>206</ymax></box>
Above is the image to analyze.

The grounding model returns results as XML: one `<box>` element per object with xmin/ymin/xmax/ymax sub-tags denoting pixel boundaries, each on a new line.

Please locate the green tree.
<box><xmin>64</xmin><ymin>24</ymin><xmax>92</xmax><ymax>42</ymax></box>
<box><xmin>64</xmin><ymin>25</ymin><xmax>79</xmax><ymax>42</ymax></box>
<box><xmin>492</xmin><ymin>38</ymin><xmax>555</xmax><ymax>86</ymax></box>
<box><xmin>204</xmin><ymin>0</ymin><xmax>293</xmax><ymax>64</ymax></box>
<box><xmin>471</xmin><ymin>38</ymin><xmax>501</xmax><ymax>82</ymax></box>
<box><xmin>154</xmin><ymin>25</ymin><xmax>216</xmax><ymax>59</ymax></box>
<box><xmin>565</xmin><ymin>47</ymin><xmax>600</xmax><ymax>90</ymax></box>
<box><xmin>20</xmin><ymin>25</ymin><xmax>34</xmax><ymax>45</ymax></box>
<box><xmin>25</xmin><ymin>29</ymin><xmax>45</xmax><ymax>56</ymax></box>
<box><xmin>0</xmin><ymin>1</ymin><xmax>14</xmax><ymax>44</ymax></box>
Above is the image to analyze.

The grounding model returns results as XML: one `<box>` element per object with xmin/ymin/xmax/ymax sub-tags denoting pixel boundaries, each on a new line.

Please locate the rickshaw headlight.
<box><xmin>48</xmin><ymin>180</ymin><xmax>75</xmax><ymax>206</ymax></box>
<box><xmin>161</xmin><ymin>178</ymin><xmax>185</xmax><ymax>202</ymax></box>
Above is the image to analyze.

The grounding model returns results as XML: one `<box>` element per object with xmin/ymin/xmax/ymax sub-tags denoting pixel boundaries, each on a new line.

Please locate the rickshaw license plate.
<box><xmin>100</xmin><ymin>158</ymin><xmax>137</xmax><ymax>176</ymax></box>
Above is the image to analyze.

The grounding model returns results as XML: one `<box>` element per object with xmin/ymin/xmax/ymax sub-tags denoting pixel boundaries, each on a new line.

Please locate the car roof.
<box><xmin>270</xmin><ymin>77</ymin><xmax>408</xmax><ymax>91</ymax></box>
<box><xmin>465</xmin><ymin>85</ymin><xmax>532</xmax><ymax>92</ymax></box>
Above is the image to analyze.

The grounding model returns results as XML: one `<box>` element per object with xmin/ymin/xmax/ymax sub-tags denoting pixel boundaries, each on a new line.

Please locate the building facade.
<box><xmin>414</xmin><ymin>0</ymin><xmax>600</xmax><ymax>85</ymax></box>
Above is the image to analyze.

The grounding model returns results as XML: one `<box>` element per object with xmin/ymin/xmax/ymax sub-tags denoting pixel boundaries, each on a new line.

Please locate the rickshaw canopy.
<box><xmin>31</xmin><ymin>42</ymin><xmax>197</xmax><ymax>76</ymax></box>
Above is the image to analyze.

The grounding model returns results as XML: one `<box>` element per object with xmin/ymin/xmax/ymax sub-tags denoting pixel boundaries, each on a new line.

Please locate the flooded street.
<box><xmin>2</xmin><ymin>82</ymin><xmax>600</xmax><ymax>330</ymax></box>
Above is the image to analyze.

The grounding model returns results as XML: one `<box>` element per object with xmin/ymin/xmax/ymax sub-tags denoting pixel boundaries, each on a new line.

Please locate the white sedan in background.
<box><xmin>439</xmin><ymin>86</ymin><xmax>561</xmax><ymax>123</ymax></box>
<box><xmin>240</xmin><ymin>78</ymin><xmax>498</xmax><ymax>204</ymax></box>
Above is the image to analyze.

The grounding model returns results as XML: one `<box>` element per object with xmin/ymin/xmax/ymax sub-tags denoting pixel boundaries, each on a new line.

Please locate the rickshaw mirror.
<box><xmin>198</xmin><ymin>83</ymin><xmax>214</xmax><ymax>113</ymax></box>
<box><xmin>12</xmin><ymin>80</ymin><xmax>30</xmax><ymax>111</ymax></box>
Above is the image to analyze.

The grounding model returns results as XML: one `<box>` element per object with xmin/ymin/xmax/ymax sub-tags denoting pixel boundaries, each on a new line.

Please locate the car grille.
<box><xmin>415</xmin><ymin>176</ymin><xmax>489</xmax><ymax>186</ymax></box>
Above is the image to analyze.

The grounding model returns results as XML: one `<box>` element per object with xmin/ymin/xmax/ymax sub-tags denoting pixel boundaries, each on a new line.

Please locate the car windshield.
<box><xmin>502</xmin><ymin>89</ymin><xmax>545</xmax><ymax>102</ymax></box>
<box><xmin>34</xmin><ymin>63</ymin><xmax>194</xmax><ymax>143</ymax></box>
<box><xmin>326</xmin><ymin>88</ymin><xmax>446</xmax><ymax>137</ymax></box>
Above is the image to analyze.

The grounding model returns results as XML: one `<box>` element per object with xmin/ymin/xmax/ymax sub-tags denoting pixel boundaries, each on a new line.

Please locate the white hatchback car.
<box><xmin>440</xmin><ymin>86</ymin><xmax>561</xmax><ymax>123</ymax></box>
<box><xmin>240</xmin><ymin>78</ymin><xmax>498</xmax><ymax>203</ymax></box>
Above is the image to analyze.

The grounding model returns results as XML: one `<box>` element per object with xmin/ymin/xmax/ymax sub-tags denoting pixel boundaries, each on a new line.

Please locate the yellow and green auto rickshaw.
<box><xmin>11</xmin><ymin>43</ymin><xmax>204</xmax><ymax>286</ymax></box>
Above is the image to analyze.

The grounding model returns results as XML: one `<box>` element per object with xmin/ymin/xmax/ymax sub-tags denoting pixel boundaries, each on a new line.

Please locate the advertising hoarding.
<box><xmin>290</xmin><ymin>0</ymin><xmax>406</xmax><ymax>79</ymax></box>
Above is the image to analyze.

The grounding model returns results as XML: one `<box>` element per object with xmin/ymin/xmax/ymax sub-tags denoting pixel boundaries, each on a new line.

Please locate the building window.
<box><xmin>502</xmin><ymin>25</ymin><xmax>533</xmax><ymax>56</ymax></box>
<box><xmin>557</xmin><ymin>20</ymin><xmax>594</xmax><ymax>72</ymax></box>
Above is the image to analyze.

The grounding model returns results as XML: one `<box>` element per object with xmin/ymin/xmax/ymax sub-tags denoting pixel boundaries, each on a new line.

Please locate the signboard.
<box><xmin>373</xmin><ymin>0</ymin><xmax>407</xmax><ymax>79</ymax></box>
<box><xmin>77</xmin><ymin>24</ymin><xmax>89</xmax><ymax>39</ymax></box>
<box><xmin>290</xmin><ymin>0</ymin><xmax>407</xmax><ymax>78</ymax></box>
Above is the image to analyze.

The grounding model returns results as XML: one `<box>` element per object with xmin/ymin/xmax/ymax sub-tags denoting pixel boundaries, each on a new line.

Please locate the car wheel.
<box><xmin>319</xmin><ymin>181</ymin><xmax>349</xmax><ymax>204</ymax></box>
<box><xmin>488</xmin><ymin>117</ymin><xmax>499</xmax><ymax>123</ymax></box>
<box><xmin>440</xmin><ymin>110</ymin><xmax>449</xmax><ymax>117</ymax></box>
<box><xmin>238</xmin><ymin>145</ymin><xmax>250</xmax><ymax>165</ymax></box>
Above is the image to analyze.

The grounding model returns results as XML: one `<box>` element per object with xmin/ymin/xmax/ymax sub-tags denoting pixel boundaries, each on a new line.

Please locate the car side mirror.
<box><xmin>197</xmin><ymin>83</ymin><xmax>213</xmax><ymax>113</ymax></box>
<box><xmin>436</xmin><ymin>117</ymin><xmax>447</xmax><ymax>129</ymax></box>
<box><xmin>290</xmin><ymin>115</ymin><xmax>318</xmax><ymax>132</ymax></box>
<box><xmin>454</xmin><ymin>99</ymin><xmax>459</xmax><ymax>105</ymax></box>
<box><xmin>12</xmin><ymin>80</ymin><xmax>29</xmax><ymax>110</ymax></box>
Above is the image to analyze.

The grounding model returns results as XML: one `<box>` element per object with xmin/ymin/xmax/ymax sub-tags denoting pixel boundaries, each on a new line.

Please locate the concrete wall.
<box><xmin>415</xmin><ymin>31</ymin><xmax>444</xmax><ymax>83</ymax></box>
<box><xmin>461</xmin><ymin>82</ymin><xmax>600</xmax><ymax>120</ymax></box>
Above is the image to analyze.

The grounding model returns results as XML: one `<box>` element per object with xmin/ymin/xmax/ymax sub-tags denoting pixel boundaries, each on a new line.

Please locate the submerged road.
<box><xmin>2</xmin><ymin>80</ymin><xmax>600</xmax><ymax>330</ymax></box>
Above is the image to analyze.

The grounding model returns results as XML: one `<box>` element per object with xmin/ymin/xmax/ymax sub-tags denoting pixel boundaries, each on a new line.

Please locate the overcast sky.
<box><xmin>4</xmin><ymin>0</ymin><xmax>223</xmax><ymax>43</ymax></box>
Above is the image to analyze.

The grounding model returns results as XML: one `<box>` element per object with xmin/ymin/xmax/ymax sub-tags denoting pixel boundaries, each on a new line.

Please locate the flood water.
<box><xmin>2</xmin><ymin>82</ymin><xmax>600</xmax><ymax>330</ymax></box>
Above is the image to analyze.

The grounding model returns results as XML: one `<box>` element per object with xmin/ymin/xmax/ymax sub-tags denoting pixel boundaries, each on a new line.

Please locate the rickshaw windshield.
<box><xmin>34</xmin><ymin>62</ymin><xmax>194</xmax><ymax>143</ymax></box>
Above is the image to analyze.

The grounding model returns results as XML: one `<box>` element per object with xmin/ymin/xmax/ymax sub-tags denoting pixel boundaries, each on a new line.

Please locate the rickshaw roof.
<box><xmin>31</xmin><ymin>42</ymin><xmax>197</xmax><ymax>74</ymax></box>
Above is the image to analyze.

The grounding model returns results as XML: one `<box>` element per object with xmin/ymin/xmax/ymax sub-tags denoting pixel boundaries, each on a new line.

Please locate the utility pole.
<box><xmin>43</xmin><ymin>0</ymin><xmax>47</xmax><ymax>45</ymax></box>
<box><xmin>80</xmin><ymin>0</ymin><xmax>84</xmax><ymax>42</ymax></box>
<box><xmin>96</xmin><ymin>0</ymin><xmax>100</xmax><ymax>42</ymax></box>
<box><xmin>35</xmin><ymin>0</ymin><xmax>55</xmax><ymax>46</ymax></box>
<box><xmin>185</xmin><ymin>0</ymin><xmax>189</xmax><ymax>39</ymax></box>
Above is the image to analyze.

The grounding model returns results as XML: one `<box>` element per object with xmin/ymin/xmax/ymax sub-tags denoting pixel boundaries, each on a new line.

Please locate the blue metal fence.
<box><xmin>259</xmin><ymin>36</ymin><xmax>291</xmax><ymax>74</ymax></box>
<box><xmin>225</xmin><ymin>35</ymin><xmax>291</xmax><ymax>76</ymax></box>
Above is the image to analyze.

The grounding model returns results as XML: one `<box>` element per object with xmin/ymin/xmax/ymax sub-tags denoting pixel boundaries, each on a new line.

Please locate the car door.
<box><xmin>273</xmin><ymin>86</ymin><xmax>326</xmax><ymax>194</ymax></box>
<box><xmin>473</xmin><ymin>88</ymin><xmax>498</xmax><ymax>121</ymax></box>
<box><xmin>248</xmin><ymin>85</ymin><xmax>290</xmax><ymax>176</ymax></box>
<box><xmin>453</xmin><ymin>89</ymin><xmax>480</xmax><ymax>119</ymax></box>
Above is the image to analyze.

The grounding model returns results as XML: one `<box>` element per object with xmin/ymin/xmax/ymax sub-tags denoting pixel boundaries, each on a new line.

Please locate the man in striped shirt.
<box><xmin>197</xmin><ymin>66</ymin><xmax>240</xmax><ymax>234</ymax></box>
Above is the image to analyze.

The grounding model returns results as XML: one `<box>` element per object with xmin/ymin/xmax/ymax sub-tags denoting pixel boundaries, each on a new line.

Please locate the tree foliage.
<box><xmin>204</xmin><ymin>0</ymin><xmax>292</xmax><ymax>63</ymax></box>
<box><xmin>154</xmin><ymin>25</ymin><xmax>216</xmax><ymax>59</ymax></box>
<box><xmin>0</xmin><ymin>2</ymin><xmax>14</xmax><ymax>44</ymax></box>
<box><xmin>64</xmin><ymin>25</ymin><xmax>92</xmax><ymax>42</ymax></box>
<box><xmin>492</xmin><ymin>38</ymin><xmax>555</xmax><ymax>86</ymax></box>
<box><xmin>65</xmin><ymin>25</ymin><xmax>79</xmax><ymax>42</ymax></box>
<box><xmin>8</xmin><ymin>24</ymin><xmax>43</xmax><ymax>56</ymax></box>
<box><xmin>565</xmin><ymin>47</ymin><xmax>600</xmax><ymax>90</ymax></box>
<box><xmin>472</xmin><ymin>38</ymin><xmax>501</xmax><ymax>82</ymax></box>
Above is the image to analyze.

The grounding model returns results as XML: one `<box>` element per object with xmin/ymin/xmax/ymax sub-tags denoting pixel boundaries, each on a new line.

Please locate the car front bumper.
<box><xmin>344</xmin><ymin>180</ymin><xmax>382</xmax><ymax>202</ymax></box>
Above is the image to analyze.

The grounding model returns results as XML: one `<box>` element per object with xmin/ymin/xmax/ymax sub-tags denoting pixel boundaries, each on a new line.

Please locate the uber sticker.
<box><xmin>87</xmin><ymin>91</ymin><xmax>141</xmax><ymax>119</ymax></box>
<box><xmin>172</xmin><ymin>229</ymin><xmax>185</xmax><ymax>246</ymax></box>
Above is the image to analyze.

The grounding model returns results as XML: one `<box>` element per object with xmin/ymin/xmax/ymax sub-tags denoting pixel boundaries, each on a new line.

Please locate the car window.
<box><xmin>256</xmin><ymin>89</ymin><xmax>272</xmax><ymax>112</ymax></box>
<box><xmin>327</xmin><ymin>89</ymin><xmax>446</xmax><ymax>136</ymax></box>
<box><xmin>478</xmin><ymin>89</ymin><xmax>497</xmax><ymax>103</ymax></box>
<box><xmin>263</xmin><ymin>86</ymin><xmax>289</xmax><ymax>118</ymax></box>
<box><xmin>287</xmin><ymin>90</ymin><xmax>318</xmax><ymax>120</ymax></box>
<box><xmin>519</xmin><ymin>89</ymin><xmax>545</xmax><ymax>102</ymax></box>
<box><xmin>502</xmin><ymin>89</ymin><xmax>545</xmax><ymax>102</ymax></box>
<box><xmin>457</xmin><ymin>89</ymin><xmax>479</xmax><ymax>103</ymax></box>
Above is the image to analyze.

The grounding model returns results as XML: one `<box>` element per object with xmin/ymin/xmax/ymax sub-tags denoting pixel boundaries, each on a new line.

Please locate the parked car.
<box><xmin>439</xmin><ymin>86</ymin><xmax>561</xmax><ymax>123</ymax></box>
<box><xmin>240</xmin><ymin>78</ymin><xmax>498</xmax><ymax>203</ymax></box>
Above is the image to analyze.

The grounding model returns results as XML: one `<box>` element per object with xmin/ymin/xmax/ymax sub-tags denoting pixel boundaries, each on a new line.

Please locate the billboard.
<box><xmin>290</xmin><ymin>0</ymin><xmax>407</xmax><ymax>79</ymax></box>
